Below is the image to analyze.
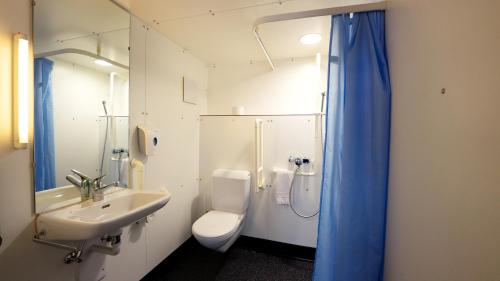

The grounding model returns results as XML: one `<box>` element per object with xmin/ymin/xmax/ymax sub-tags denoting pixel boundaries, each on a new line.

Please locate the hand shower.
<box><xmin>288</xmin><ymin>156</ymin><xmax>319</xmax><ymax>218</ymax></box>
<box><xmin>102</xmin><ymin>100</ymin><xmax>108</xmax><ymax>115</ymax></box>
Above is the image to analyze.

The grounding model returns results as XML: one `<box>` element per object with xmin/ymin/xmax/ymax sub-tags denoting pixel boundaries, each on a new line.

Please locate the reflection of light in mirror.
<box><xmin>300</xmin><ymin>33</ymin><xmax>322</xmax><ymax>45</ymax></box>
<box><xmin>94</xmin><ymin>59</ymin><xmax>112</xmax><ymax>67</ymax></box>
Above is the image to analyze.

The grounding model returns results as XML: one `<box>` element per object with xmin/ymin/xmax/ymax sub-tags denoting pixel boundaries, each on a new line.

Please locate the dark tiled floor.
<box><xmin>141</xmin><ymin>237</ymin><xmax>314</xmax><ymax>281</ymax></box>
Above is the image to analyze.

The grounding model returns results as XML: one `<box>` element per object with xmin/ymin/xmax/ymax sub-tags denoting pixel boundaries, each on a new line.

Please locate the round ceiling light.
<box><xmin>299</xmin><ymin>33</ymin><xmax>322</xmax><ymax>45</ymax></box>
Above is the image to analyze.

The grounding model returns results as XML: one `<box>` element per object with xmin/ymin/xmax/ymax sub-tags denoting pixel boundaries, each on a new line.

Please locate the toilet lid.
<box><xmin>192</xmin><ymin>211</ymin><xmax>241</xmax><ymax>239</ymax></box>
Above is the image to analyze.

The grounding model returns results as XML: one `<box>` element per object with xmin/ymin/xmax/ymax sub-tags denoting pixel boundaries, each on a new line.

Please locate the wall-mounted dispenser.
<box><xmin>137</xmin><ymin>125</ymin><xmax>159</xmax><ymax>156</ymax></box>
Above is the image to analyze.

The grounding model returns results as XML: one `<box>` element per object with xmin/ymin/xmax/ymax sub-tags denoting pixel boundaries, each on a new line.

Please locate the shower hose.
<box><xmin>289</xmin><ymin>167</ymin><xmax>320</xmax><ymax>218</ymax></box>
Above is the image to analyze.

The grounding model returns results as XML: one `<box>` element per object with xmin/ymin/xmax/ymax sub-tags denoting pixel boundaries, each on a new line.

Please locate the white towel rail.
<box><xmin>255</xmin><ymin>119</ymin><xmax>264</xmax><ymax>191</ymax></box>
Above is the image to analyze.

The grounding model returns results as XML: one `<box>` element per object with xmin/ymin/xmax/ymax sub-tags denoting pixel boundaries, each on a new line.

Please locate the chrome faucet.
<box><xmin>66</xmin><ymin>170</ymin><xmax>119</xmax><ymax>202</ymax></box>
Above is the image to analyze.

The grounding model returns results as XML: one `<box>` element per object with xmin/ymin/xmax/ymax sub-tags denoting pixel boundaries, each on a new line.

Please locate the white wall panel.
<box><xmin>129</xmin><ymin>18</ymin><xmax>208</xmax><ymax>274</ymax></box>
<box><xmin>207</xmin><ymin>57</ymin><xmax>327</xmax><ymax>115</ymax></box>
<box><xmin>384</xmin><ymin>1</ymin><xmax>500</xmax><ymax>280</ymax></box>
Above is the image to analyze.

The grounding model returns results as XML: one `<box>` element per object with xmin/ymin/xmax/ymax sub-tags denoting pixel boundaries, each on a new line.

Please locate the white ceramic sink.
<box><xmin>36</xmin><ymin>189</ymin><xmax>171</xmax><ymax>240</ymax></box>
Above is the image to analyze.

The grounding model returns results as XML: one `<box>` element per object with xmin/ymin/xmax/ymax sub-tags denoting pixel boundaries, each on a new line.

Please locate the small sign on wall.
<box><xmin>183</xmin><ymin>76</ymin><xmax>198</xmax><ymax>105</ymax></box>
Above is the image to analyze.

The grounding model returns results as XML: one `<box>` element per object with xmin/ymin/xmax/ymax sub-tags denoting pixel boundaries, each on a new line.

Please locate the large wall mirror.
<box><xmin>33</xmin><ymin>0</ymin><xmax>130</xmax><ymax>213</ymax></box>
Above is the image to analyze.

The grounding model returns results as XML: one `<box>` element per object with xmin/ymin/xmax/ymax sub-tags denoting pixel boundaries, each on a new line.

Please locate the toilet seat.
<box><xmin>192</xmin><ymin>211</ymin><xmax>241</xmax><ymax>241</ymax></box>
<box><xmin>192</xmin><ymin>210</ymin><xmax>244</xmax><ymax>251</ymax></box>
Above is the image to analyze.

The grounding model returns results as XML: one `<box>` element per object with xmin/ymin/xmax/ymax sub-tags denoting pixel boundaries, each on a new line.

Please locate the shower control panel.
<box><xmin>288</xmin><ymin>156</ymin><xmax>315</xmax><ymax>176</ymax></box>
<box><xmin>288</xmin><ymin>156</ymin><xmax>311</xmax><ymax>167</ymax></box>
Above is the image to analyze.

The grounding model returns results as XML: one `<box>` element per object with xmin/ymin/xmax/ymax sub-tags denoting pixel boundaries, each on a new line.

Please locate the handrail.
<box><xmin>255</xmin><ymin>119</ymin><xmax>264</xmax><ymax>191</ymax></box>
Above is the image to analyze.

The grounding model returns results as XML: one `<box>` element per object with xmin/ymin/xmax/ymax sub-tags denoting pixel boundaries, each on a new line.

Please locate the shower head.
<box><xmin>102</xmin><ymin>100</ymin><xmax>108</xmax><ymax>115</ymax></box>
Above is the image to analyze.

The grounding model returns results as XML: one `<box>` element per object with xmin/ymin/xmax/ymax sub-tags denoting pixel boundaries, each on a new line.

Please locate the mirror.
<box><xmin>33</xmin><ymin>0</ymin><xmax>130</xmax><ymax>213</ymax></box>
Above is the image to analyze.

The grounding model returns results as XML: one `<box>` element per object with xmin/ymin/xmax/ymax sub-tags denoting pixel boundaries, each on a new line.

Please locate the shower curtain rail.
<box><xmin>34</xmin><ymin>48</ymin><xmax>129</xmax><ymax>70</ymax></box>
<box><xmin>200</xmin><ymin>113</ymin><xmax>324</xmax><ymax>117</ymax></box>
<box><xmin>253</xmin><ymin>1</ymin><xmax>387</xmax><ymax>71</ymax></box>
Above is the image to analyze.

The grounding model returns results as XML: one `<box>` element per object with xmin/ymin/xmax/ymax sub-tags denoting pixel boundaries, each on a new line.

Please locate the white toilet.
<box><xmin>192</xmin><ymin>169</ymin><xmax>250</xmax><ymax>252</ymax></box>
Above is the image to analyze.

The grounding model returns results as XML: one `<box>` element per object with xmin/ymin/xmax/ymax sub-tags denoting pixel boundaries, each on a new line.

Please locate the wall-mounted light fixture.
<box><xmin>13</xmin><ymin>33</ymin><xmax>29</xmax><ymax>149</ymax></box>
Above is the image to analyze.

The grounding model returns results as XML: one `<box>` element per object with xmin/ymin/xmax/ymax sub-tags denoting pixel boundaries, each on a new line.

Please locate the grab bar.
<box><xmin>255</xmin><ymin>119</ymin><xmax>264</xmax><ymax>191</ymax></box>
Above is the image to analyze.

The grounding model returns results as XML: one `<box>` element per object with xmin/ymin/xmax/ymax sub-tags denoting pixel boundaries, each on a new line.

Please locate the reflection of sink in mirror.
<box><xmin>35</xmin><ymin>185</ymin><xmax>80</xmax><ymax>213</ymax></box>
<box><xmin>37</xmin><ymin>189</ymin><xmax>171</xmax><ymax>241</ymax></box>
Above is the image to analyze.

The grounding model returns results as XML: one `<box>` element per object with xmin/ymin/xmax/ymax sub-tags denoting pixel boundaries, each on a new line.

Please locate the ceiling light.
<box><xmin>94</xmin><ymin>59</ymin><xmax>112</xmax><ymax>67</ymax></box>
<box><xmin>300</xmin><ymin>33</ymin><xmax>322</xmax><ymax>45</ymax></box>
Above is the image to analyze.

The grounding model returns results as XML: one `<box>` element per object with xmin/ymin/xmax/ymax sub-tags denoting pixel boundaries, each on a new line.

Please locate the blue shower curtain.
<box><xmin>34</xmin><ymin>58</ymin><xmax>56</xmax><ymax>192</ymax></box>
<box><xmin>313</xmin><ymin>11</ymin><xmax>391</xmax><ymax>281</ymax></box>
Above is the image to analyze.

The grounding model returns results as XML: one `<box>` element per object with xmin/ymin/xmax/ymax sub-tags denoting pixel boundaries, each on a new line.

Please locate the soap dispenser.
<box><xmin>137</xmin><ymin>125</ymin><xmax>159</xmax><ymax>156</ymax></box>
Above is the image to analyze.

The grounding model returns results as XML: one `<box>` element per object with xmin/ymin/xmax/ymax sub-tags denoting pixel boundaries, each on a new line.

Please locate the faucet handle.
<box><xmin>66</xmin><ymin>175</ymin><xmax>82</xmax><ymax>187</ymax></box>
<box><xmin>71</xmin><ymin>169</ymin><xmax>91</xmax><ymax>181</ymax></box>
<box><xmin>93</xmin><ymin>181</ymin><xmax>118</xmax><ymax>202</ymax></box>
<box><xmin>91</xmin><ymin>174</ymin><xmax>106</xmax><ymax>188</ymax></box>
<box><xmin>95</xmin><ymin>181</ymin><xmax>119</xmax><ymax>191</ymax></box>
<box><xmin>92</xmin><ymin>174</ymin><xmax>106</xmax><ymax>182</ymax></box>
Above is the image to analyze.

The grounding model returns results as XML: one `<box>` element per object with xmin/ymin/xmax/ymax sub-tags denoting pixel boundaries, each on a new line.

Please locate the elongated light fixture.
<box><xmin>13</xmin><ymin>33</ymin><xmax>29</xmax><ymax>148</ymax></box>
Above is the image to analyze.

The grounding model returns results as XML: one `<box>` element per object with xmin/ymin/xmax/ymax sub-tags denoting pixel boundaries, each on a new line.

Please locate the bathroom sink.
<box><xmin>36</xmin><ymin>189</ymin><xmax>171</xmax><ymax>240</ymax></box>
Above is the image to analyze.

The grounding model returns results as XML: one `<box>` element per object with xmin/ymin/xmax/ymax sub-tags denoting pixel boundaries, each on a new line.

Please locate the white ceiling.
<box><xmin>128</xmin><ymin>0</ymin><xmax>380</xmax><ymax>65</ymax></box>
<box><xmin>259</xmin><ymin>16</ymin><xmax>331</xmax><ymax>61</ymax></box>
